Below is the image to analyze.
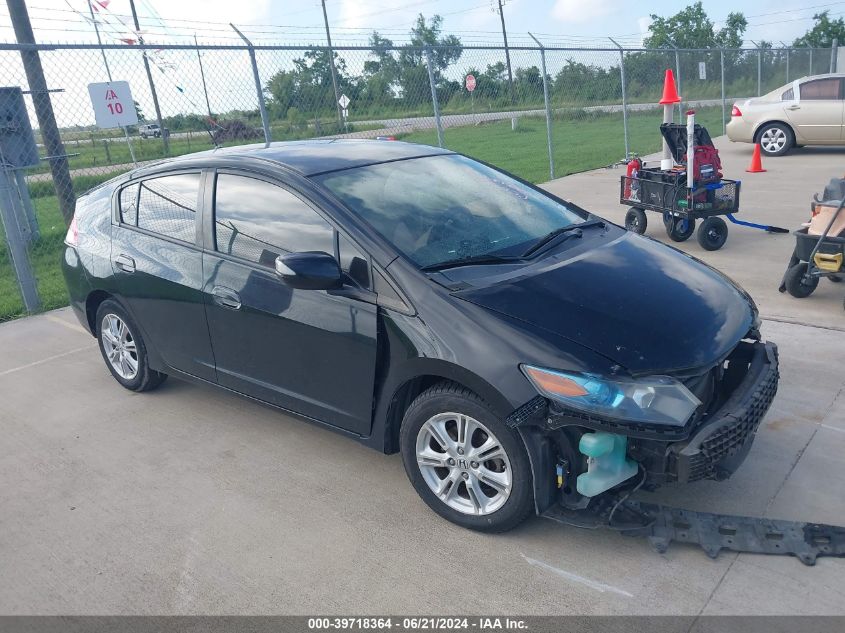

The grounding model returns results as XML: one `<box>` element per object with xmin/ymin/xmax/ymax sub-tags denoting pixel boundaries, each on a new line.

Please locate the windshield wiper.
<box><xmin>521</xmin><ymin>219</ymin><xmax>605</xmax><ymax>258</ymax></box>
<box><xmin>420</xmin><ymin>254</ymin><xmax>522</xmax><ymax>272</ymax></box>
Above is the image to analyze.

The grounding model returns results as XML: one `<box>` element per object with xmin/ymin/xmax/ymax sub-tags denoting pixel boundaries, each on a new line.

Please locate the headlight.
<box><xmin>521</xmin><ymin>365</ymin><xmax>701</xmax><ymax>427</ymax></box>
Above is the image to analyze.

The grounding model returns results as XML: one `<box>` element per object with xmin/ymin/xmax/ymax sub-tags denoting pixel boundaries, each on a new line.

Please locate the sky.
<box><xmin>1</xmin><ymin>0</ymin><xmax>842</xmax><ymax>48</ymax></box>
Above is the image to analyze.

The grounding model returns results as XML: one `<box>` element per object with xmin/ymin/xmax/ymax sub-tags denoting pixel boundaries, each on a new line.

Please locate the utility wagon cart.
<box><xmin>620</xmin><ymin>123</ymin><xmax>741</xmax><ymax>251</ymax></box>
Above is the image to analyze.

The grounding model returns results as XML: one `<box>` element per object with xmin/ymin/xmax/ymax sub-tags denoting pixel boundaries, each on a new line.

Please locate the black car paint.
<box><xmin>62</xmin><ymin>140</ymin><xmax>765</xmax><ymax>514</ymax></box>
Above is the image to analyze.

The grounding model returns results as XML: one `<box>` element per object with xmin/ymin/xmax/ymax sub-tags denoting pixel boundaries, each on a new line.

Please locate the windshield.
<box><xmin>315</xmin><ymin>154</ymin><xmax>587</xmax><ymax>268</ymax></box>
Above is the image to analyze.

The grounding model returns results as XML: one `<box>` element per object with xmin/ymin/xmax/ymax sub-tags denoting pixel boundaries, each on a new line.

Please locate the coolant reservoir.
<box><xmin>576</xmin><ymin>432</ymin><xmax>638</xmax><ymax>497</ymax></box>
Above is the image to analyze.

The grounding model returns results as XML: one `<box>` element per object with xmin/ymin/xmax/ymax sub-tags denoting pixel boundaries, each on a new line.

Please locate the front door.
<box><xmin>201</xmin><ymin>171</ymin><xmax>378</xmax><ymax>435</ymax></box>
<box><xmin>786</xmin><ymin>77</ymin><xmax>844</xmax><ymax>142</ymax></box>
<box><xmin>111</xmin><ymin>171</ymin><xmax>216</xmax><ymax>381</ymax></box>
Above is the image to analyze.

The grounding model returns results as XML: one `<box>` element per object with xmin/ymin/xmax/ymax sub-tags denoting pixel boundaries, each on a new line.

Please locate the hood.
<box><xmin>453</xmin><ymin>233</ymin><xmax>754</xmax><ymax>375</ymax></box>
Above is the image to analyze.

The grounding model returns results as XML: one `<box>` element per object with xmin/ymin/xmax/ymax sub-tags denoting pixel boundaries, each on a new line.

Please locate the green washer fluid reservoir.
<box><xmin>576</xmin><ymin>432</ymin><xmax>638</xmax><ymax>497</ymax></box>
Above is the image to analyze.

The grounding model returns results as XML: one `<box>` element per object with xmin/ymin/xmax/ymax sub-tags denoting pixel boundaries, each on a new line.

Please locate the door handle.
<box><xmin>786</xmin><ymin>105</ymin><xmax>800</xmax><ymax>110</ymax></box>
<box><xmin>114</xmin><ymin>254</ymin><xmax>135</xmax><ymax>273</ymax></box>
<box><xmin>211</xmin><ymin>286</ymin><xmax>242</xmax><ymax>310</ymax></box>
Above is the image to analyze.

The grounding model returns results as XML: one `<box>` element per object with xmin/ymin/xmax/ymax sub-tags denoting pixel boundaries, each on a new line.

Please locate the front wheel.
<box><xmin>96</xmin><ymin>299</ymin><xmax>167</xmax><ymax>392</ymax></box>
<box><xmin>784</xmin><ymin>263</ymin><xmax>819</xmax><ymax>298</ymax></box>
<box><xmin>697</xmin><ymin>217</ymin><xmax>729</xmax><ymax>251</ymax></box>
<box><xmin>625</xmin><ymin>208</ymin><xmax>647</xmax><ymax>234</ymax></box>
<box><xmin>400</xmin><ymin>382</ymin><xmax>534</xmax><ymax>532</ymax></box>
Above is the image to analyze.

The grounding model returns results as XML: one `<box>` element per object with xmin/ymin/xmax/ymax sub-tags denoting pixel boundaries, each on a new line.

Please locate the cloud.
<box><xmin>550</xmin><ymin>0</ymin><xmax>614</xmax><ymax>24</ymax></box>
<box><xmin>138</xmin><ymin>0</ymin><xmax>271</xmax><ymax>24</ymax></box>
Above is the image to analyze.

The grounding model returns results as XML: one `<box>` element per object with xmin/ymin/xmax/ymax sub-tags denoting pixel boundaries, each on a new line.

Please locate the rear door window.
<box><xmin>119</xmin><ymin>183</ymin><xmax>139</xmax><ymax>225</ymax></box>
<box><xmin>136</xmin><ymin>173</ymin><xmax>201</xmax><ymax>243</ymax></box>
<box><xmin>800</xmin><ymin>78</ymin><xmax>842</xmax><ymax>100</ymax></box>
<box><xmin>214</xmin><ymin>173</ymin><xmax>335</xmax><ymax>268</ymax></box>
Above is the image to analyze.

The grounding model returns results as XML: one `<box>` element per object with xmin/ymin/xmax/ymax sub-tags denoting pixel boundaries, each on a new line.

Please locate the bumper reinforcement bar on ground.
<box><xmin>543</xmin><ymin>500</ymin><xmax>845</xmax><ymax>566</ymax></box>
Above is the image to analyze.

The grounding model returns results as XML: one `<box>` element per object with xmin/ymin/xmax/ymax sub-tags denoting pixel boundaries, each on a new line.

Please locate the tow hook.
<box><xmin>543</xmin><ymin>497</ymin><xmax>845</xmax><ymax>565</ymax></box>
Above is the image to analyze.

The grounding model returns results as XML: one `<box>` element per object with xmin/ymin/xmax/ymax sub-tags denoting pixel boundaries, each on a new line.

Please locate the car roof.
<box><xmin>133</xmin><ymin>139</ymin><xmax>454</xmax><ymax>178</ymax></box>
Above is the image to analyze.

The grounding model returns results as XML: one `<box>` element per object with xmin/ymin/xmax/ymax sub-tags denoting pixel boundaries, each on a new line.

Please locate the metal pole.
<box><xmin>321</xmin><ymin>0</ymin><xmax>344</xmax><ymax>129</ymax></box>
<box><xmin>758</xmin><ymin>48</ymin><xmax>762</xmax><ymax>96</ymax></box>
<box><xmin>669</xmin><ymin>42</ymin><xmax>682</xmax><ymax>119</ymax></box>
<box><xmin>231</xmin><ymin>24</ymin><xmax>271</xmax><ymax>145</ymax></box>
<box><xmin>781</xmin><ymin>42</ymin><xmax>789</xmax><ymax>83</ymax></box>
<box><xmin>0</xmin><ymin>167</ymin><xmax>40</xmax><ymax>312</ymax></box>
<box><xmin>809</xmin><ymin>45</ymin><xmax>813</xmax><ymax>75</ymax></box>
<box><xmin>424</xmin><ymin>47</ymin><xmax>444</xmax><ymax>148</ymax></box>
<box><xmin>89</xmin><ymin>0</ymin><xmax>135</xmax><ymax>164</ymax></box>
<box><xmin>128</xmin><ymin>0</ymin><xmax>168</xmax><ymax>154</ymax></box>
<box><xmin>609</xmin><ymin>38</ymin><xmax>628</xmax><ymax>160</ymax></box>
<box><xmin>830</xmin><ymin>38</ymin><xmax>838</xmax><ymax>73</ymax></box>
<box><xmin>6</xmin><ymin>0</ymin><xmax>75</xmax><ymax>226</ymax></box>
<box><xmin>529</xmin><ymin>33</ymin><xmax>554</xmax><ymax>180</ymax></box>
<box><xmin>496</xmin><ymin>0</ymin><xmax>515</xmax><ymax>104</ymax></box>
<box><xmin>720</xmin><ymin>48</ymin><xmax>726</xmax><ymax>136</ymax></box>
<box><xmin>195</xmin><ymin>34</ymin><xmax>212</xmax><ymax>118</ymax></box>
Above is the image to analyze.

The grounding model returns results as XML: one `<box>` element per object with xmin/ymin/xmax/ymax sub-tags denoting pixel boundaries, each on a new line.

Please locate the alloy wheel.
<box><xmin>101</xmin><ymin>313</ymin><xmax>139</xmax><ymax>380</ymax></box>
<box><xmin>415</xmin><ymin>412</ymin><xmax>512</xmax><ymax>516</ymax></box>
<box><xmin>760</xmin><ymin>127</ymin><xmax>786</xmax><ymax>153</ymax></box>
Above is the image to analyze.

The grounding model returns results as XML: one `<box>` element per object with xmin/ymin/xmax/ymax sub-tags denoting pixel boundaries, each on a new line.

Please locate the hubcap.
<box><xmin>416</xmin><ymin>412</ymin><xmax>512</xmax><ymax>516</ymax></box>
<box><xmin>761</xmin><ymin>128</ymin><xmax>786</xmax><ymax>152</ymax></box>
<box><xmin>101</xmin><ymin>314</ymin><xmax>138</xmax><ymax>380</ymax></box>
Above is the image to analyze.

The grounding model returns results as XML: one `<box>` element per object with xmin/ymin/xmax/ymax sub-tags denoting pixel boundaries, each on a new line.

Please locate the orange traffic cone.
<box><xmin>746</xmin><ymin>143</ymin><xmax>767</xmax><ymax>173</ymax></box>
<box><xmin>659</xmin><ymin>69</ymin><xmax>681</xmax><ymax>105</ymax></box>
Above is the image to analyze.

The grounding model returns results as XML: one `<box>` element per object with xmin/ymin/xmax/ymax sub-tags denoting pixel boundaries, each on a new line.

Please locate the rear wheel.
<box><xmin>697</xmin><ymin>217</ymin><xmax>729</xmax><ymax>251</ymax></box>
<box><xmin>757</xmin><ymin>123</ymin><xmax>794</xmax><ymax>156</ymax></box>
<box><xmin>625</xmin><ymin>208</ymin><xmax>647</xmax><ymax>234</ymax></box>
<box><xmin>829</xmin><ymin>274</ymin><xmax>843</xmax><ymax>283</ymax></box>
<box><xmin>784</xmin><ymin>263</ymin><xmax>819</xmax><ymax>298</ymax></box>
<box><xmin>399</xmin><ymin>382</ymin><xmax>533</xmax><ymax>533</ymax></box>
<box><xmin>666</xmin><ymin>215</ymin><xmax>695</xmax><ymax>242</ymax></box>
<box><xmin>96</xmin><ymin>299</ymin><xmax>167</xmax><ymax>392</ymax></box>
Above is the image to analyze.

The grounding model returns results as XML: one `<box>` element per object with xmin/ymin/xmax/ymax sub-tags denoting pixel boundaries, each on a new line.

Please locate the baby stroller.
<box><xmin>779</xmin><ymin>177</ymin><xmax>845</xmax><ymax>308</ymax></box>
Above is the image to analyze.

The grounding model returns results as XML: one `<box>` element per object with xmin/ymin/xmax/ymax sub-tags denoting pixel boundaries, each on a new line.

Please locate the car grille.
<box><xmin>676</xmin><ymin>342</ymin><xmax>779</xmax><ymax>483</ymax></box>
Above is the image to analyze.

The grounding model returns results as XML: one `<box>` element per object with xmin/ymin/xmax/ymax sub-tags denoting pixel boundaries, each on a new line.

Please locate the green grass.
<box><xmin>402</xmin><ymin>106</ymin><xmax>725</xmax><ymax>184</ymax></box>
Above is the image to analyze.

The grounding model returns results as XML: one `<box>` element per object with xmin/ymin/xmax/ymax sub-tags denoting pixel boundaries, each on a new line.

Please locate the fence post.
<box><xmin>831</xmin><ymin>39</ymin><xmax>838</xmax><ymax>72</ymax></box>
<box><xmin>0</xmin><ymin>167</ymin><xmax>40</xmax><ymax>313</ymax></box>
<box><xmin>785</xmin><ymin>47</ymin><xmax>790</xmax><ymax>83</ymax></box>
<box><xmin>668</xmin><ymin>41</ymin><xmax>682</xmax><ymax>118</ymax></box>
<box><xmin>529</xmin><ymin>33</ymin><xmax>554</xmax><ymax>180</ymax></box>
<box><xmin>231</xmin><ymin>24</ymin><xmax>271</xmax><ymax>144</ymax></box>
<box><xmin>720</xmin><ymin>48</ymin><xmax>726</xmax><ymax>135</ymax></box>
<box><xmin>757</xmin><ymin>48</ymin><xmax>762</xmax><ymax>96</ymax></box>
<box><xmin>809</xmin><ymin>45</ymin><xmax>813</xmax><ymax>75</ymax></box>
<box><xmin>609</xmin><ymin>38</ymin><xmax>629</xmax><ymax>161</ymax></box>
<box><xmin>424</xmin><ymin>47</ymin><xmax>444</xmax><ymax>149</ymax></box>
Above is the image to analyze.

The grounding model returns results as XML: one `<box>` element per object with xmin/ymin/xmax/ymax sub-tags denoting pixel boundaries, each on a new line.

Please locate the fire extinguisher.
<box><xmin>624</xmin><ymin>156</ymin><xmax>641</xmax><ymax>199</ymax></box>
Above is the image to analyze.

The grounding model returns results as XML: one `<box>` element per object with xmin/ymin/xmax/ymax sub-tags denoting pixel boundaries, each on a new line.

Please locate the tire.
<box><xmin>666</xmin><ymin>215</ymin><xmax>695</xmax><ymax>242</ymax></box>
<box><xmin>757</xmin><ymin>122</ymin><xmax>794</xmax><ymax>156</ymax></box>
<box><xmin>829</xmin><ymin>274</ymin><xmax>843</xmax><ymax>283</ymax></box>
<box><xmin>784</xmin><ymin>263</ymin><xmax>819</xmax><ymax>298</ymax></box>
<box><xmin>625</xmin><ymin>208</ymin><xmax>647</xmax><ymax>234</ymax></box>
<box><xmin>96</xmin><ymin>299</ymin><xmax>167</xmax><ymax>392</ymax></box>
<box><xmin>696</xmin><ymin>217</ymin><xmax>729</xmax><ymax>251</ymax></box>
<box><xmin>399</xmin><ymin>382</ymin><xmax>534</xmax><ymax>533</ymax></box>
<box><xmin>140</xmin><ymin>134</ymin><xmax>147</xmax><ymax>139</ymax></box>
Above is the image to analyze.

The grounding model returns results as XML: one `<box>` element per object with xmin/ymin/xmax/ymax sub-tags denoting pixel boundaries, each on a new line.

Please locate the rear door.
<box><xmin>111</xmin><ymin>171</ymin><xmax>215</xmax><ymax>381</ymax></box>
<box><xmin>201</xmin><ymin>170</ymin><xmax>378</xmax><ymax>435</ymax></box>
<box><xmin>786</xmin><ymin>77</ymin><xmax>844</xmax><ymax>142</ymax></box>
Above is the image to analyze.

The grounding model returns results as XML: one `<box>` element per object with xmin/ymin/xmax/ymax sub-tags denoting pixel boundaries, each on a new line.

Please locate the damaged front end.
<box><xmin>507</xmin><ymin>337</ymin><xmax>780</xmax><ymax>517</ymax></box>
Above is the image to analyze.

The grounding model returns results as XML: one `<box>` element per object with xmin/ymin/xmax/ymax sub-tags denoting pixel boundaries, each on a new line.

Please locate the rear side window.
<box><xmin>781</xmin><ymin>87</ymin><xmax>794</xmax><ymax>101</ymax></box>
<box><xmin>800</xmin><ymin>78</ymin><xmax>841</xmax><ymax>100</ymax></box>
<box><xmin>214</xmin><ymin>174</ymin><xmax>334</xmax><ymax>267</ymax></box>
<box><xmin>119</xmin><ymin>183</ymin><xmax>139</xmax><ymax>225</ymax></box>
<box><xmin>136</xmin><ymin>173</ymin><xmax>201</xmax><ymax>243</ymax></box>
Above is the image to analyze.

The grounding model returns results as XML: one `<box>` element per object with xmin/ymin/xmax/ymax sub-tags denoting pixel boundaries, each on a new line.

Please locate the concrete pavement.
<box><xmin>0</xmin><ymin>308</ymin><xmax>843</xmax><ymax>615</ymax></box>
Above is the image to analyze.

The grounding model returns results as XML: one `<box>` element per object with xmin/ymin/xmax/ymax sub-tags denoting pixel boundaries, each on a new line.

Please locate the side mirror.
<box><xmin>275</xmin><ymin>251</ymin><xmax>342</xmax><ymax>290</ymax></box>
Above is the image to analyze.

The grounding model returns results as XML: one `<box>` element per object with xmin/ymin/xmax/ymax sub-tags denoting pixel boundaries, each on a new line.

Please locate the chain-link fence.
<box><xmin>0</xmin><ymin>40</ymin><xmax>837</xmax><ymax>321</ymax></box>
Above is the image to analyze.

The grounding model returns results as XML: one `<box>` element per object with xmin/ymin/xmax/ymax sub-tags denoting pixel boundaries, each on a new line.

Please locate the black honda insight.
<box><xmin>62</xmin><ymin>140</ymin><xmax>778</xmax><ymax>532</ymax></box>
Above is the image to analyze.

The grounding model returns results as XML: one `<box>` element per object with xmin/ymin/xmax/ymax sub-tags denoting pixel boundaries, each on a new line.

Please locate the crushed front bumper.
<box><xmin>669</xmin><ymin>340</ymin><xmax>779</xmax><ymax>483</ymax></box>
<box><xmin>508</xmin><ymin>340</ymin><xmax>779</xmax><ymax>488</ymax></box>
